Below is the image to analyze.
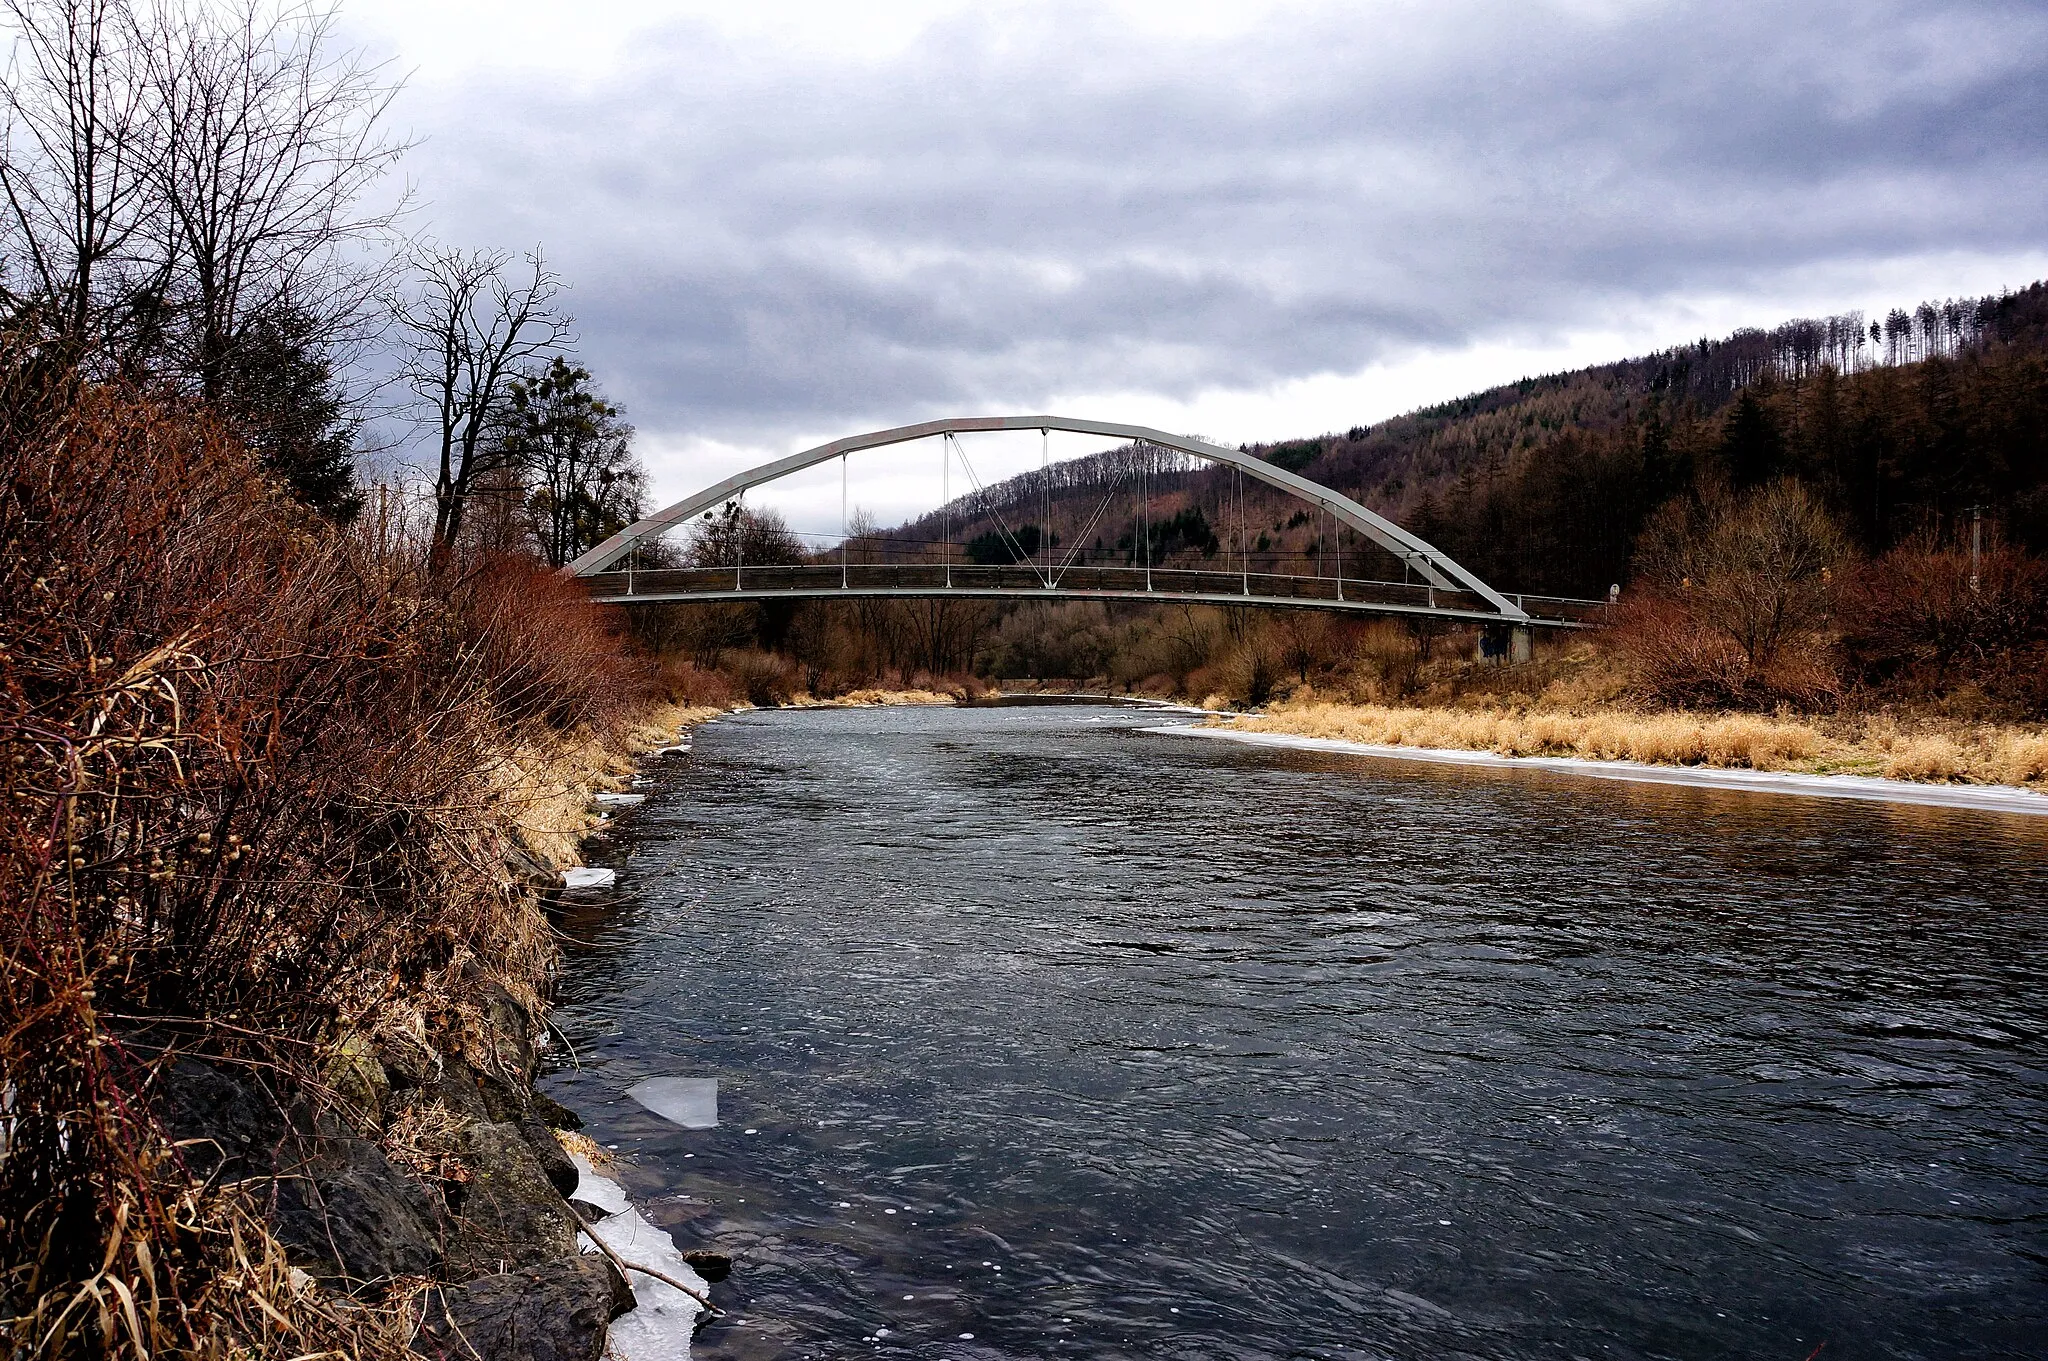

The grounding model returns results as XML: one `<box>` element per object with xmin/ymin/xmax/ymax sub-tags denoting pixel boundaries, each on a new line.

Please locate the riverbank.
<box><xmin>0</xmin><ymin>379</ymin><xmax>747</xmax><ymax>1360</ymax></box>
<box><xmin>1193</xmin><ymin>698</ymin><xmax>2048</xmax><ymax>809</ymax></box>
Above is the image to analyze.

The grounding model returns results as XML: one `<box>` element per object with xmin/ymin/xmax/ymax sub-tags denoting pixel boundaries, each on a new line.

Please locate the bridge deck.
<box><xmin>577</xmin><ymin>564</ymin><xmax>1608</xmax><ymax>627</ymax></box>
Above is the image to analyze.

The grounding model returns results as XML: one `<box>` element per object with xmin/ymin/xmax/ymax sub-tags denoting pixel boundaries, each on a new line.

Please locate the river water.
<box><xmin>542</xmin><ymin>704</ymin><xmax>2048</xmax><ymax>1361</ymax></box>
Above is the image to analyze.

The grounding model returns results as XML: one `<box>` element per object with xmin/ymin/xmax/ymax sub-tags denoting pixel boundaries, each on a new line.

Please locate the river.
<box><xmin>542</xmin><ymin>703</ymin><xmax>2048</xmax><ymax>1360</ymax></box>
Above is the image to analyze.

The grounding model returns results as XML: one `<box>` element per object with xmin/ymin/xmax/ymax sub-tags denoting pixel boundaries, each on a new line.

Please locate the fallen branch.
<box><xmin>563</xmin><ymin>1201</ymin><xmax>721</xmax><ymax>1316</ymax></box>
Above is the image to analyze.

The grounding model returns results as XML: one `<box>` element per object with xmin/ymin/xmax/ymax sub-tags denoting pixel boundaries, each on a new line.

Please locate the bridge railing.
<box><xmin>577</xmin><ymin>563</ymin><xmax>1612</xmax><ymax>624</ymax></box>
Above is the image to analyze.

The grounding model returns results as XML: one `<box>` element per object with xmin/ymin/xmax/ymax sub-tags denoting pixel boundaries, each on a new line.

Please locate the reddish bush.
<box><xmin>1607</xmin><ymin>594</ymin><xmax>1841</xmax><ymax>709</ymax></box>
<box><xmin>1836</xmin><ymin>536</ymin><xmax>2048</xmax><ymax>712</ymax></box>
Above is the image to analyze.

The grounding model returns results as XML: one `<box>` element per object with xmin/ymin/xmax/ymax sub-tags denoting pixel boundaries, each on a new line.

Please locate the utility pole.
<box><xmin>1968</xmin><ymin>505</ymin><xmax>1985</xmax><ymax>593</ymax></box>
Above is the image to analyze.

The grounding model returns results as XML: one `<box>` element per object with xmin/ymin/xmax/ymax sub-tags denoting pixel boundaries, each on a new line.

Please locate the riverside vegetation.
<box><xmin>0</xmin><ymin>363</ymin><xmax>720</xmax><ymax>1355</ymax></box>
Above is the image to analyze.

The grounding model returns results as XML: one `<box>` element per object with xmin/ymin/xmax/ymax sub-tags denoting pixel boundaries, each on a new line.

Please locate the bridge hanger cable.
<box><xmin>942</xmin><ymin>433</ymin><xmax>952</xmax><ymax>587</ymax></box>
<box><xmin>949</xmin><ymin>433</ymin><xmax>1048</xmax><ymax>585</ymax></box>
<box><xmin>841</xmin><ymin>453</ymin><xmax>848</xmax><ymax>589</ymax></box>
<box><xmin>1042</xmin><ymin>427</ymin><xmax>1050</xmax><ymax>584</ymax></box>
<box><xmin>1236</xmin><ymin>466</ymin><xmax>1248</xmax><ymax>596</ymax></box>
<box><xmin>1141</xmin><ymin>441</ymin><xmax>1151</xmax><ymax>590</ymax></box>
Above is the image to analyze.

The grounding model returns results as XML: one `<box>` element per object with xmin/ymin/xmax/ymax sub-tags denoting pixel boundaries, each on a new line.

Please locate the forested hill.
<box><xmin>890</xmin><ymin>281</ymin><xmax>2048</xmax><ymax>600</ymax></box>
<box><xmin>1247</xmin><ymin>281</ymin><xmax>2048</xmax><ymax>595</ymax></box>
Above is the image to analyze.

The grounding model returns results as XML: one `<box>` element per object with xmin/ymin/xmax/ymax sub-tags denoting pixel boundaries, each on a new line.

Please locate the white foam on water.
<box><xmin>627</xmin><ymin>1076</ymin><xmax>719</xmax><ymax>1129</ymax></box>
<box><xmin>1156</xmin><ymin>725</ymin><xmax>2048</xmax><ymax>816</ymax></box>
<box><xmin>562</xmin><ymin>866</ymin><xmax>617</xmax><ymax>890</ymax></box>
<box><xmin>571</xmin><ymin>1152</ymin><xmax>710</xmax><ymax>1359</ymax></box>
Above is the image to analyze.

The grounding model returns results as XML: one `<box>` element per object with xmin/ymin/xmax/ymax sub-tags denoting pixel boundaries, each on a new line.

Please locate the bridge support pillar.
<box><xmin>1477</xmin><ymin>624</ymin><xmax>1534</xmax><ymax>666</ymax></box>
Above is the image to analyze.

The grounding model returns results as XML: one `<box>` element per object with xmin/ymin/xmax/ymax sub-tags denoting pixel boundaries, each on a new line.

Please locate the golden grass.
<box><xmin>1224</xmin><ymin>699</ymin><xmax>2048</xmax><ymax>789</ymax></box>
<box><xmin>796</xmin><ymin>688</ymin><xmax>959</xmax><ymax>707</ymax></box>
<box><xmin>555</xmin><ymin>1128</ymin><xmax>620</xmax><ymax>1173</ymax></box>
<box><xmin>485</xmin><ymin>701</ymin><xmax>729</xmax><ymax>870</ymax></box>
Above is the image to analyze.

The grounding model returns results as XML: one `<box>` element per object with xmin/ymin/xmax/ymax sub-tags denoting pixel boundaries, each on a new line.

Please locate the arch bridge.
<box><xmin>568</xmin><ymin>416</ymin><xmax>1608</xmax><ymax>630</ymax></box>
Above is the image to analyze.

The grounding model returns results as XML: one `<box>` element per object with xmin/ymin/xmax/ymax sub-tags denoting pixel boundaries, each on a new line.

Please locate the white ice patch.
<box><xmin>1159</xmin><ymin>726</ymin><xmax>2048</xmax><ymax>816</ymax></box>
<box><xmin>571</xmin><ymin>1152</ymin><xmax>709</xmax><ymax>1360</ymax></box>
<box><xmin>594</xmin><ymin>792</ymin><xmax>647</xmax><ymax>807</ymax></box>
<box><xmin>562</xmin><ymin>867</ymin><xmax>617</xmax><ymax>891</ymax></box>
<box><xmin>627</xmin><ymin>1076</ymin><xmax>719</xmax><ymax>1129</ymax></box>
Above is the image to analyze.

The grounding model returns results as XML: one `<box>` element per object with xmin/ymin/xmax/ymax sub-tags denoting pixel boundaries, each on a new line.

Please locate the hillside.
<box><xmin>893</xmin><ymin>281</ymin><xmax>2048</xmax><ymax>600</ymax></box>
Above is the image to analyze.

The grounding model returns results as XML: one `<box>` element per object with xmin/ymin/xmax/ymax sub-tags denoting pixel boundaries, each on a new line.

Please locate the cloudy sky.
<box><xmin>341</xmin><ymin>0</ymin><xmax>2048</xmax><ymax>533</ymax></box>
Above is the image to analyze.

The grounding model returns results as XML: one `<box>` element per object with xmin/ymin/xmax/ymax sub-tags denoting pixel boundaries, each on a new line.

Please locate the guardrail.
<box><xmin>577</xmin><ymin>563</ymin><xmax>1612</xmax><ymax>626</ymax></box>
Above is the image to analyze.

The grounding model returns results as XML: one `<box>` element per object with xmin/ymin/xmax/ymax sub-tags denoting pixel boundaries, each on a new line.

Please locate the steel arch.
<box><xmin>568</xmin><ymin>415</ymin><xmax>1529</xmax><ymax>621</ymax></box>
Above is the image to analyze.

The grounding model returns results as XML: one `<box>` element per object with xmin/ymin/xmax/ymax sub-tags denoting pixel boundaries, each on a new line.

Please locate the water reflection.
<box><xmin>544</xmin><ymin>705</ymin><xmax>2048</xmax><ymax>1361</ymax></box>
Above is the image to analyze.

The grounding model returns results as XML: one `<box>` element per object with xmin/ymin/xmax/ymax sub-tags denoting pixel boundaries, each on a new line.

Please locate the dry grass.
<box><xmin>554</xmin><ymin>1128</ymin><xmax>619</xmax><ymax>1174</ymax></box>
<box><xmin>487</xmin><ymin>701</ymin><xmax>728</xmax><ymax>868</ymax></box>
<box><xmin>798</xmin><ymin>687</ymin><xmax>958</xmax><ymax>708</ymax></box>
<box><xmin>1225</xmin><ymin>698</ymin><xmax>2048</xmax><ymax>789</ymax></box>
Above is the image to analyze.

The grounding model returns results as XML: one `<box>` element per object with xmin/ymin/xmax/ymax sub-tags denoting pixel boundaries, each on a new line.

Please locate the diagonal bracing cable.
<box><xmin>1050</xmin><ymin>469</ymin><xmax>1130</xmax><ymax>586</ymax></box>
<box><xmin>950</xmin><ymin>433</ymin><xmax>1051</xmax><ymax>586</ymax></box>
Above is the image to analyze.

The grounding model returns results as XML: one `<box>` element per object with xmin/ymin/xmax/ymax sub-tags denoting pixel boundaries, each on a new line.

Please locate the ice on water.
<box><xmin>571</xmin><ymin>1152</ymin><xmax>709</xmax><ymax>1359</ymax></box>
<box><xmin>628</xmin><ymin>1076</ymin><xmax>719</xmax><ymax>1129</ymax></box>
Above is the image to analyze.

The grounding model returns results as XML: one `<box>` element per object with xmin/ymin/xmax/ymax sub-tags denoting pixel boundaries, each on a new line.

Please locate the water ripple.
<box><xmin>546</xmin><ymin>705</ymin><xmax>2048</xmax><ymax>1361</ymax></box>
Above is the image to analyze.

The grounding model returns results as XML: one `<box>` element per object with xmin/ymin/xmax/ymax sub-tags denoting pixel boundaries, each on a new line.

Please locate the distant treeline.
<box><xmin>1271</xmin><ymin>281</ymin><xmax>2048</xmax><ymax>596</ymax></box>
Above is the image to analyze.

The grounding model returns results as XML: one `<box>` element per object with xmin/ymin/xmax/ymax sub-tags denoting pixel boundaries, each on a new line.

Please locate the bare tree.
<box><xmin>0</xmin><ymin>0</ymin><xmax>157</xmax><ymax>358</ymax></box>
<box><xmin>392</xmin><ymin>244</ymin><xmax>570</xmax><ymax>556</ymax></box>
<box><xmin>143</xmin><ymin>0</ymin><xmax>408</xmax><ymax>402</ymax></box>
<box><xmin>1635</xmin><ymin>480</ymin><xmax>1848</xmax><ymax>667</ymax></box>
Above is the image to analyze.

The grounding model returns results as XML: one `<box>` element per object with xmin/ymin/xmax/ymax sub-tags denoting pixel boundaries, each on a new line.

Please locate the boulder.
<box><xmin>532</xmin><ymin>1090</ymin><xmax>583</xmax><ymax>1130</ymax></box>
<box><xmin>270</xmin><ymin>1139</ymin><xmax>442</xmax><ymax>1285</ymax></box>
<box><xmin>447</xmin><ymin>1121</ymin><xmax>579</xmax><ymax>1271</ymax></box>
<box><xmin>414</xmin><ymin>1254</ymin><xmax>619</xmax><ymax>1361</ymax></box>
<box><xmin>522</xmin><ymin>1118</ymin><xmax>580</xmax><ymax>1198</ymax></box>
<box><xmin>681</xmin><ymin>1249</ymin><xmax>732</xmax><ymax>1282</ymax></box>
<box><xmin>152</xmin><ymin>1058</ymin><xmax>440</xmax><ymax>1288</ymax></box>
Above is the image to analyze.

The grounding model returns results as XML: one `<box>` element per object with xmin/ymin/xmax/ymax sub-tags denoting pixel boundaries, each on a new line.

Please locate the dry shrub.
<box><xmin>657</xmin><ymin>656</ymin><xmax>739</xmax><ymax>709</ymax></box>
<box><xmin>1608</xmin><ymin>595</ymin><xmax>1840</xmax><ymax>710</ymax></box>
<box><xmin>720</xmin><ymin>647</ymin><xmax>796</xmax><ymax>705</ymax></box>
<box><xmin>1216</xmin><ymin>634</ymin><xmax>1284</xmax><ymax>708</ymax></box>
<box><xmin>1345</xmin><ymin>621</ymin><xmax>1421</xmax><ymax>701</ymax></box>
<box><xmin>1883</xmin><ymin>736</ymin><xmax>1969</xmax><ymax>782</ymax></box>
<box><xmin>0</xmin><ymin>381</ymin><xmax>651</xmax><ymax>1355</ymax></box>
<box><xmin>1837</xmin><ymin>536</ymin><xmax>2048</xmax><ymax>713</ymax></box>
<box><xmin>456</xmin><ymin>553</ymin><xmax>654</xmax><ymax>733</ymax></box>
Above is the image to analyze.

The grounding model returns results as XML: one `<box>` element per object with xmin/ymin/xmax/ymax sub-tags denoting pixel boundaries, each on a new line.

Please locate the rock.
<box><xmin>270</xmin><ymin>1139</ymin><xmax>443</xmax><ymax>1286</ymax></box>
<box><xmin>532</xmin><ymin>1090</ymin><xmax>583</xmax><ymax>1130</ymax></box>
<box><xmin>681</xmin><ymin>1249</ymin><xmax>732</xmax><ymax>1282</ymax></box>
<box><xmin>447</xmin><ymin>1121</ymin><xmax>579</xmax><ymax>1271</ymax></box>
<box><xmin>324</xmin><ymin>1032</ymin><xmax>391</xmax><ymax>1128</ymax></box>
<box><xmin>474</xmin><ymin>977</ymin><xmax>539</xmax><ymax>1081</ymax></box>
<box><xmin>504</xmin><ymin>831</ymin><xmax>566</xmax><ymax>894</ymax></box>
<box><xmin>153</xmin><ymin>1057</ymin><xmax>290</xmax><ymax>1182</ymax></box>
<box><xmin>566</xmin><ymin>1198</ymin><xmax>614</xmax><ymax>1222</ymax></box>
<box><xmin>596</xmin><ymin>1253</ymin><xmax>637</xmax><ymax>1318</ymax></box>
<box><xmin>522</xmin><ymin>1118</ymin><xmax>580</xmax><ymax>1198</ymax></box>
<box><xmin>414</xmin><ymin>1254</ymin><xmax>617</xmax><ymax>1361</ymax></box>
<box><xmin>152</xmin><ymin>1058</ymin><xmax>440</xmax><ymax>1288</ymax></box>
<box><xmin>425</xmin><ymin>1057</ymin><xmax>493</xmax><ymax>1124</ymax></box>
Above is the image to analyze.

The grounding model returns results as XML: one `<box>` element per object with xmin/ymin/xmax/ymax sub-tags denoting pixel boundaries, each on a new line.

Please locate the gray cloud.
<box><xmin>396</xmin><ymin>0</ymin><xmax>2048</xmax><ymax>444</ymax></box>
